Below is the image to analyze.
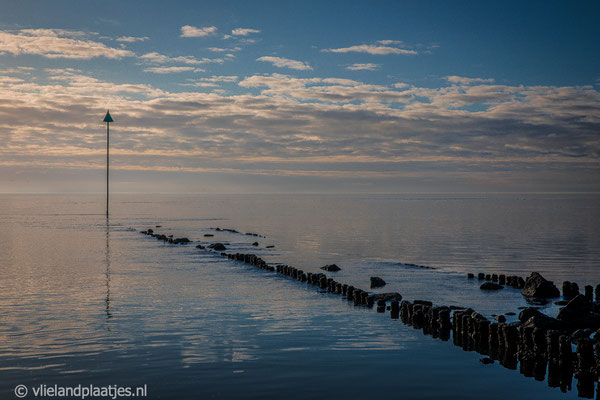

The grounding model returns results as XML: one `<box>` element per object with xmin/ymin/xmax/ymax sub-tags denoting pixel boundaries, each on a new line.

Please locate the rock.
<box><xmin>321</xmin><ymin>264</ymin><xmax>341</xmax><ymax>272</ymax></box>
<box><xmin>467</xmin><ymin>273</ymin><xmax>475</xmax><ymax>279</ymax></box>
<box><xmin>477</xmin><ymin>273</ymin><xmax>485</xmax><ymax>280</ymax></box>
<box><xmin>584</xmin><ymin>285</ymin><xmax>594</xmax><ymax>302</ymax></box>
<box><xmin>480</xmin><ymin>282</ymin><xmax>503</xmax><ymax>291</ymax></box>
<box><xmin>252</xmin><ymin>242</ymin><xmax>259</xmax><ymax>246</ymax></box>
<box><xmin>173</xmin><ymin>237</ymin><xmax>190</xmax><ymax>244</ymax></box>
<box><xmin>204</xmin><ymin>234</ymin><xmax>214</xmax><ymax>237</ymax></box>
<box><xmin>479</xmin><ymin>357</ymin><xmax>494</xmax><ymax>365</ymax></box>
<box><xmin>369</xmin><ymin>292</ymin><xmax>403</xmax><ymax>302</ymax></box>
<box><xmin>497</xmin><ymin>315</ymin><xmax>507</xmax><ymax>323</ymax></box>
<box><xmin>266</xmin><ymin>245</ymin><xmax>275</xmax><ymax>248</ymax></box>
<box><xmin>571</xmin><ymin>329</ymin><xmax>594</xmax><ymax>341</ymax></box>
<box><xmin>209</xmin><ymin>243</ymin><xmax>227</xmax><ymax>251</ymax></box>
<box><xmin>519</xmin><ymin>308</ymin><xmax>539</xmax><ymax>321</ymax></box>
<box><xmin>505</xmin><ymin>312</ymin><xmax>516</xmax><ymax>316</ymax></box>
<box><xmin>370</xmin><ymin>276</ymin><xmax>386</xmax><ymax>288</ymax></box>
<box><xmin>414</xmin><ymin>300</ymin><xmax>433</xmax><ymax>306</ymax></box>
<box><xmin>196</xmin><ymin>244</ymin><xmax>205</xmax><ymax>249</ymax></box>
<box><xmin>557</xmin><ymin>294</ymin><xmax>600</xmax><ymax>329</ymax></box>
<box><xmin>521</xmin><ymin>272</ymin><xmax>560</xmax><ymax>298</ymax></box>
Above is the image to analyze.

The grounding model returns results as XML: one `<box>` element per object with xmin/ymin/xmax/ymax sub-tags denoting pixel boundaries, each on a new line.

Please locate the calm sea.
<box><xmin>0</xmin><ymin>193</ymin><xmax>598</xmax><ymax>399</ymax></box>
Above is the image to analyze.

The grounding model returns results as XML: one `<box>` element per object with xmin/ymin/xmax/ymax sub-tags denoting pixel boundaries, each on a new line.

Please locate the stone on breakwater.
<box><xmin>369</xmin><ymin>292</ymin><xmax>402</xmax><ymax>302</ymax></box>
<box><xmin>584</xmin><ymin>285</ymin><xmax>593</xmax><ymax>302</ymax></box>
<box><xmin>498</xmin><ymin>274</ymin><xmax>506</xmax><ymax>285</ymax></box>
<box><xmin>480</xmin><ymin>282</ymin><xmax>503</xmax><ymax>291</ymax></box>
<box><xmin>370</xmin><ymin>276</ymin><xmax>386</xmax><ymax>288</ymax></box>
<box><xmin>320</xmin><ymin>264</ymin><xmax>341</xmax><ymax>272</ymax></box>
<box><xmin>208</xmin><ymin>243</ymin><xmax>227</xmax><ymax>251</ymax></box>
<box><xmin>557</xmin><ymin>294</ymin><xmax>600</xmax><ymax>329</ymax></box>
<box><xmin>521</xmin><ymin>272</ymin><xmax>560</xmax><ymax>298</ymax></box>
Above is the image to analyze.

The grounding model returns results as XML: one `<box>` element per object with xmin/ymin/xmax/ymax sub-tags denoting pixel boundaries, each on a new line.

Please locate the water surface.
<box><xmin>0</xmin><ymin>193</ymin><xmax>598</xmax><ymax>399</ymax></box>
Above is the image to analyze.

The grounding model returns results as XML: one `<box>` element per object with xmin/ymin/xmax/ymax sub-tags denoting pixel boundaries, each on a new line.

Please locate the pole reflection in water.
<box><xmin>105</xmin><ymin>222</ymin><xmax>112</xmax><ymax>329</ymax></box>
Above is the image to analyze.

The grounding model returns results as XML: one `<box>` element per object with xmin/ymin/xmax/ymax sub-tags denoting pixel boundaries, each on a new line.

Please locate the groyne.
<box><xmin>139</xmin><ymin>228</ymin><xmax>600</xmax><ymax>399</ymax></box>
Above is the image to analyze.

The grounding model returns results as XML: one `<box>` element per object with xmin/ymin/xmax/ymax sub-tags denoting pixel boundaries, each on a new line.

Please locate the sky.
<box><xmin>0</xmin><ymin>0</ymin><xmax>599</xmax><ymax>193</ymax></box>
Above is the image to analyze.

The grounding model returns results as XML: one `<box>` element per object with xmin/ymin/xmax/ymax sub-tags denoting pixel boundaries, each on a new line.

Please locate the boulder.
<box><xmin>414</xmin><ymin>300</ymin><xmax>433</xmax><ymax>306</ymax></box>
<box><xmin>557</xmin><ymin>294</ymin><xmax>600</xmax><ymax>329</ymax></box>
<box><xmin>370</xmin><ymin>276</ymin><xmax>386</xmax><ymax>288</ymax></box>
<box><xmin>518</xmin><ymin>307</ymin><xmax>541</xmax><ymax>322</ymax></box>
<box><xmin>480</xmin><ymin>282</ymin><xmax>503</xmax><ymax>290</ymax></box>
<box><xmin>521</xmin><ymin>272</ymin><xmax>560</xmax><ymax>298</ymax></box>
<box><xmin>321</xmin><ymin>264</ymin><xmax>341</xmax><ymax>272</ymax></box>
<box><xmin>519</xmin><ymin>308</ymin><xmax>567</xmax><ymax>331</ymax></box>
<box><xmin>571</xmin><ymin>329</ymin><xmax>594</xmax><ymax>341</ymax></box>
<box><xmin>369</xmin><ymin>292</ymin><xmax>403</xmax><ymax>302</ymax></box>
<box><xmin>209</xmin><ymin>243</ymin><xmax>227</xmax><ymax>251</ymax></box>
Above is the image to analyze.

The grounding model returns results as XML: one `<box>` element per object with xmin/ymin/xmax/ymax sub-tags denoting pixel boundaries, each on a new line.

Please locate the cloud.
<box><xmin>116</xmin><ymin>36</ymin><xmax>149</xmax><ymax>43</ymax></box>
<box><xmin>180</xmin><ymin>25</ymin><xmax>217</xmax><ymax>38</ymax></box>
<box><xmin>323</xmin><ymin>44</ymin><xmax>417</xmax><ymax>55</ymax></box>
<box><xmin>346</xmin><ymin>63</ymin><xmax>380</xmax><ymax>71</ymax></box>
<box><xmin>183</xmin><ymin>75</ymin><xmax>238</xmax><ymax>87</ymax></box>
<box><xmin>143</xmin><ymin>66</ymin><xmax>204</xmax><ymax>74</ymax></box>
<box><xmin>257</xmin><ymin>56</ymin><xmax>312</xmax><ymax>71</ymax></box>
<box><xmin>377</xmin><ymin>40</ymin><xmax>404</xmax><ymax>45</ymax></box>
<box><xmin>140</xmin><ymin>52</ymin><xmax>223</xmax><ymax>65</ymax></box>
<box><xmin>231</xmin><ymin>28</ymin><xmax>260</xmax><ymax>36</ymax></box>
<box><xmin>445</xmin><ymin>76</ymin><xmax>495</xmax><ymax>85</ymax></box>
<box><xmin>0</xmin><ymin>67</ymin><xmax>598</xmax><ymax>193</ymax></box>
<box><xmin>207</xmin><ymin>46</ymin><xmax>241</xmax><ymax>52</ymax></box>
<box><xmin>0</xmin><ymin>28</ymin><xmax>134</xmax><ymax>59</ymax></box>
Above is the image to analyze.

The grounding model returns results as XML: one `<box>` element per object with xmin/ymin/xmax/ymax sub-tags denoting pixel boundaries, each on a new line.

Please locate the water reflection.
<box><xmin>399</xmin><ymin>300</ymin><xmax>599</xmax><ymax>399</ymax></box>
<box><xmin>105</xmin><ymin>222</ymin><xmax>112</xmax><ymax>327</ymax></box>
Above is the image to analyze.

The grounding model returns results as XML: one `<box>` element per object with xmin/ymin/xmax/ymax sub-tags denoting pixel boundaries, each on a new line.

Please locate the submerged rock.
<box><xmin>480</xmin><ymin>282</ymin><xmax>503</xmax><ymax>290</ymax></box>
<box><xmin>479</xmin><ymin>357</ymin><xmax>494</xmax><ymax>365</ymax></box>
<box><xmin>521</xmin><ymin>272</ymin><xmax>560</xmax><ymax>298</ymax></box>
<box><xmin>321</xmin><ymin>264</ymin><xmax>341</xmax><ymax>272</ymax></box>
<box><xmin>369</xmin><ymin>292</ymin><xmax>403</xmax><ymax>302</ymax></box>
<box><xmin>414</xmin><ymin>300</ymin><xmax>433</xmax><ymax>307</ymax></box>
<box><xmin>519</xmin><ymin>307</ymin><xmax>567</xmax><ymax>330</ymax></box>
<box><xmin>209</xmin><ymin>243</ymin><xmax>227</xmax><ymax>251</ymax></box>
<box><xmin>252</xmin><ymin>242</ymin><xmax>259</xmax><ymax>246</ymax></box>
<box><xmin>557</xmin><ymin>294</ymin><xmax>600</xmax><ymax>329</ymax></box>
